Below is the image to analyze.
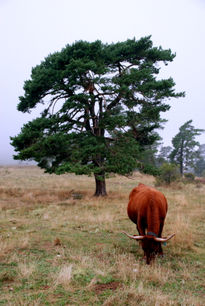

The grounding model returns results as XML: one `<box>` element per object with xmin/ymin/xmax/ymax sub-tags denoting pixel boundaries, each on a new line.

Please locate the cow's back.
<box><xmin>127</xmin><ymin>183</ymin><xmax>167</xmax><ymax>226</ymax></box>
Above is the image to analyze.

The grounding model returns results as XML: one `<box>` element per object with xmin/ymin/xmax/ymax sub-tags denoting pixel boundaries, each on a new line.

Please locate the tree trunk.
<box><xmin>180</xmin><ymin>160</ymin><xmax>183</xmax><ymax>176</ymax></box>
<box><xmin>94</xmin><ymin>173</ymin><xmax>107</xmax><ymax>196</ymax></box>
<box><xmin>179</xmin><ymin>151</ymin><xmax>184</xmax><ymax>176</ymax></box>
<box><xmin>180</xmin><ymin>141</ymin><xmax>184</xmax><ymax>176</ymax></box>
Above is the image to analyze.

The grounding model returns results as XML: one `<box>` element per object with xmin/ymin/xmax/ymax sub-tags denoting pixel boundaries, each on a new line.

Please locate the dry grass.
<box><xmin>17</xmin><ymin>262</ymin><xmax>36</xmax><ymax>278</ymax></box>
<box><xmin>0</xmin><ymin>166</ymin><xmax>204</xmax><ymax>305</ymax></box>
<box><xmin>53</xmin><ymin>265</ymin><xmax>73</xmax><ymax>288</ymax></box>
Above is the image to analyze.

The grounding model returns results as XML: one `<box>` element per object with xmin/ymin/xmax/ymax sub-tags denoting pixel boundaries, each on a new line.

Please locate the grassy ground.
<box><xmin>0</xmin><ymin>166</ymin><xmax>204</xmax><ymax>305</ymax></box>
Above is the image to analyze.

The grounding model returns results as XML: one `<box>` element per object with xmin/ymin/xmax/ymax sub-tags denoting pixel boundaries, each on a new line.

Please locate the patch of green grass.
<box><xmin>73</xmin><ymin>270</ymin><xmax>95</xmax><ymax>286</ymax></box>
<box><xmin>0</xmin><ymin>167</ymin><xmax>204</xmax><ymax>305</ymax></box>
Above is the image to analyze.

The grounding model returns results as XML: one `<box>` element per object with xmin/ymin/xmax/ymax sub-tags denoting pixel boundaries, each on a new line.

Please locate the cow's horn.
<box><xmin>122</xmin><ymin>231</ymin><xmax>144</xmax><ymax>240</ymax></box>
<box><xmin>154</xmin><ymin>233</ymin><xmax>175</xmax><ymax>242</ymax></box>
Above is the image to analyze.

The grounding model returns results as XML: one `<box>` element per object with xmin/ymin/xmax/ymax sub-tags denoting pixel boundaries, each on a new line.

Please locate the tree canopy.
<box><xmin>11</xmin><ymin>37</ymin><xmax>184</xmax><ymax>195</ymax></box>
<box><xmin>194</xmin><ymin>144</ymin><xmax>205</xmax><ymax>177</ymax></box>
<box><xmin>170</xmin><ymin>120</ymin><xmax>204</xmax><ymax>175</ymax></box>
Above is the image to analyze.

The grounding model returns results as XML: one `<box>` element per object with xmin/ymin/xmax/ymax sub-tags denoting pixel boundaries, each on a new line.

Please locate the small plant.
<box><xmin>183</xmin><ymin>172</ymin><xmax>195</xmax><ymax>183</ymax></box>
<box><xmin>155</xmin><ymin>163</ymin><xmax>180</xmax><ymax>185</ymax></box>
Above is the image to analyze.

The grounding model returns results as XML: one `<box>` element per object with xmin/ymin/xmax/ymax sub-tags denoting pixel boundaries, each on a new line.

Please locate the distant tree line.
<box><xmin>139</xmin><ymin>120</ymin><xmax>205</xmax><ymax>183</ymax></box>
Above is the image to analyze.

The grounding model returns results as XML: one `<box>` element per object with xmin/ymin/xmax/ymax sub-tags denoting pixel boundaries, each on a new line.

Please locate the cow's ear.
<box><xmin>154</xmin><ymin>233</ymin><xmax>175</xmax><ymax>242</ymax></box>
<box><xmin>122</xmin><ymin>231</ymin><xmax>144</xmax><ymax>240</ymax></box>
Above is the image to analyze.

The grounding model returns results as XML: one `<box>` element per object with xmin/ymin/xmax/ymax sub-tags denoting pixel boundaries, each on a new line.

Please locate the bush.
<box><xmin>140</xmin><ymin>164</ymin><xmax>161</xmax><ymax>177</ymax></box>
<box><xmin>184</xmin><ymin>172</ymin><xmax>195</xmax><ymax>183</ymax></box>
<box><xmin>155</xmin><ymin>163</ymin><xmax>180</xmax><ymax>185</ymax></box>
<box><xmin>201</xmin><ymin>169</ymin><xmax>205</xmax><ymax>178</ymax></box>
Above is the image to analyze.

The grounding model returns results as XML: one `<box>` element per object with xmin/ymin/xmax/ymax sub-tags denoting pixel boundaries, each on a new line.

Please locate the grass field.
<box><xmin>0</xmin><ymin>166</ymin><xmax>204</xmax><ymax>305</ymax></box>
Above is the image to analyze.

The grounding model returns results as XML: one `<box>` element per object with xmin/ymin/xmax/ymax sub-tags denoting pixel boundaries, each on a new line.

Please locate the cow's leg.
<box><xmin>137</xmin><ymin>217</ymin><xmax>146</xmax><ymax>236</ymax></box>
<box><xmin>157</xmin><ymin>222</ymin><xmax>164</xmax><ymax>256</ymax></box>
<box><xmin>136</xmin><ymin>224</ymin><xmax>146</xmax><ymax>236</ymax></box>
<box><xmin>157</xmin><ymin>243</ymin><xmax>163</xmax><ymax>257</ymax></box>
<box><xmin>137</xmin><ymin>220</ymin><xmax>146</xmax><ymax>259</ymax></box>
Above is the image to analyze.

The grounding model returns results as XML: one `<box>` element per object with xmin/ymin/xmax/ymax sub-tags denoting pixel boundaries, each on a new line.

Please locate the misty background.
<box><xmin>1</xmin><ymin>0</ymin><xmax>205</xmax><ymax>165</ymax></box>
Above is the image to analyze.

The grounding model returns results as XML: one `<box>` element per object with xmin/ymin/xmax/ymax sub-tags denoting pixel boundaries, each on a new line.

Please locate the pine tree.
<box><xmin>194</xmin><ymin>144</ymin><xmax>205</xmax><ymax>177</ymax></box>
<box><xmin>170</xmin><ymin>120</ymin><xmax>204</xmax><ymax>175</ymax></box>
<box><xmin>11</xmin><ymin>37</ymin><xmax>184</xmax><ymax>195</ymax></box>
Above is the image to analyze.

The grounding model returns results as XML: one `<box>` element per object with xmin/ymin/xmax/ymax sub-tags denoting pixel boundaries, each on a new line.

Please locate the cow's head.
<box><xmin>122</xmin><ymin>232</ymin><xmax>175</xmax><ymax>264</ymax></box>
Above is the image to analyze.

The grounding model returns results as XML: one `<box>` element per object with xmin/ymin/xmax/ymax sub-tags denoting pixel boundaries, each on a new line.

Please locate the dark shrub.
<box><xmin>156</xmin><ymin>163</ymin><xmax>180</xmax><ymax>185</ymax></box>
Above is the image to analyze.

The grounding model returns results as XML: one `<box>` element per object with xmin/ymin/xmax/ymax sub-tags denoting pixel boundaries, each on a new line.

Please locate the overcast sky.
<box><xmin>0</xmin><ymin>0</ymin><xmax>205</xmax><ymax>164</ymax></box>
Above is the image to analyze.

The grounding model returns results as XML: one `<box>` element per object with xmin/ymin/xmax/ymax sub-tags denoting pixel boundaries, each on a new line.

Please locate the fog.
<box><xmin>1</xmin><ymin>0</ymin><xmax>205</xmax><ymax>164</ymax></box>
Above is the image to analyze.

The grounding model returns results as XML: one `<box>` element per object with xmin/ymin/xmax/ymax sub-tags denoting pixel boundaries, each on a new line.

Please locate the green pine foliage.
<box><xmin>11</xmin><ymin>37</ymin><xmax>184</xmax><ymax>195</ymax></box>
<box><xmin>170</xmin><ymin>120</ymin><xmax>204</xmax><ymax>176</ymax></box>
<box><xmin>194</xmin><ymin>144</ymin><xmax>205</xmax><ymax>177</ymax></box>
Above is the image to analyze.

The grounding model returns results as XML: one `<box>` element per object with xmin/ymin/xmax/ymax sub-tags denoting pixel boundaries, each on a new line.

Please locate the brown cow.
<box><xmin>123</xmin><ymin>183</ymin><xmax>175</xmax><ymax>264</ymax></box>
